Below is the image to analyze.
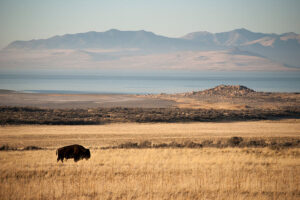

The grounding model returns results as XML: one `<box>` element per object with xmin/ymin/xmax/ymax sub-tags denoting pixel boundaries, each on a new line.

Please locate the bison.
<box><xmin>56</xmin><ymin>144</ymin><xmax>91</xmax><ymax>162</ymax></box>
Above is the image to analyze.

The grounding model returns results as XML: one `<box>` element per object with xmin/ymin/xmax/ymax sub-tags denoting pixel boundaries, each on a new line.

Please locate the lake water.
<box><xmin>0</xmin><ymin>69</ymin><xmax>299</xmax><ymax>94</ymax></box>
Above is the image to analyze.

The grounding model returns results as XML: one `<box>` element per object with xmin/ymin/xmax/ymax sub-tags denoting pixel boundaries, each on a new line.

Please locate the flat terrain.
<box><xmin>1</xmin><ymin>148</ymin><xmax>299</xmax><ymax>200</ymax></box>
<box><xmin>0</xmin><ymin>92</ymin><xmax>175</xmax><ymax>108</ymax></box>
<box><xmin>1</xmin><ymin>85</ymin><xmax>300</xmax><ymax>110</ymax></box>
<box><xmin>1</xmin><ymin>85</ymin><xmax>299</xmax><ymax>125</ymax></box>
<box><xmin>0</xmin><ymin>120</ymin><xmax>300</xmax><ymax>148</ymax></box>
<box><xmin>0</xmin><ymin>86</ymin><xmax>299</xmax><ymax>199</ymax></box>
<box><xmin>0</xmin><ymin>121</ymin><xmax>300</xmax><ymax>199</ymax></box>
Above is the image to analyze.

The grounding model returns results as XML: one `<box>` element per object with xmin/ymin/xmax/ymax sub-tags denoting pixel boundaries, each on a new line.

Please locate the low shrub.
<box><xmin>153</xmin><ymin>143</ymin><xmax>168</xmax><ymax>148</ymax></box>
<box><xmin>168</xmin><ymin>141</ymin><xmax>183</xmax><ymax>148</ymax></box>
<box><xmin>0</xmin><ymin>145</ymin><xmax>16</xmax><ymax>151</ymax></box>
<box><xmin>282</xmin><ymin>142</ymin><xmax>293</xmax><ymax>147</ymax></box>
<box><xmin>201</xmin><ymin>140</ymin><xmax>214</xmax><ymax>147</ymax></box>
<box><xmin>227</xmin><ymin>137</ymin><xmax>243</xmax><ymax>147</ymax></box>
<box><xmin>247</xmin><ymin>140</ymin><xmax>267</xmax><ymax>147</ymax></box>
<box><xmin>183</xmin><ymin>141</ymin><xmax>203</xmax><ymax>148</ymax></box>
<box><xmin>118</xmin><ymin>142</ymin><xmax>138</xmax><ymax>148</ymax></box>
<box><xmin>139</xmin><ymin>140</ymin><xmax>152</xmax><ymax>148</ymax></box>
<box><xmin>23</xmin><ymin>146</ymin><xmax>42</xmax><ymax>150</ymax></box>
<box><xmin>1</xmin><ymin>106</ymin><xmax>300</xmax><ymax>125</ymax></box>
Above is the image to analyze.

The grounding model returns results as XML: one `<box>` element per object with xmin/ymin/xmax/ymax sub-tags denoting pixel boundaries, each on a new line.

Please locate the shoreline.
<box><xmin>1</xmin><ymin>85</ymin><xmax>299</xmax><ymax>124</ymax></box>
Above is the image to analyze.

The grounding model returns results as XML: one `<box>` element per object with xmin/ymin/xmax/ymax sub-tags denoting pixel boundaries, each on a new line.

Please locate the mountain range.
<box><xmin>1</xmin><ymin>28</ymin><xmax>300</xmax><ymax>70</ymax></box>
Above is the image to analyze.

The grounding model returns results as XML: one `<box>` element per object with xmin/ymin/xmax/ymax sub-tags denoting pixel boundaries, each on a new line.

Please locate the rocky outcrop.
<box><xmin>187</xmin><ymin>85</ymin><xmax>256</xmax><ymax>97</ymax></box>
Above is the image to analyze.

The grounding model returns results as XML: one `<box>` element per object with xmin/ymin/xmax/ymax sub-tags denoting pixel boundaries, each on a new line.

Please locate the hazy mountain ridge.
<box><xmin>6</xmin><ymin>28</ymin><xmax>299</xmax><ymax>50</ymax></box>
<box><xmin>6</xmin><ymin>29</ymin><xmax>198</xmax><ymax>52</ymax></box>
<box><xmin>2</xmin><ymin>28</ymin><xmax>300</xmax><ymax>70</ymax></box>
<box><xmin>182</xmin><ymin>28</ymin><xmax>269</xmax><ymax>46</ymax></box>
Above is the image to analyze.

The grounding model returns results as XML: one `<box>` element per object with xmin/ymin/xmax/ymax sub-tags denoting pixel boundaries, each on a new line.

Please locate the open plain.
<box><xmin>0</xmin><ymin>121</ymin><xmax>300</xmax><ymax>200</ymax></box>
<box><xmin>1</xmin><ymin>1</ymin><xmax>300</xmax><ymax>199</ymax></box>
<box><xmin>1</xmin><ymin>85</ymin><xmax>300</xmax><ymax>110</ymax></box>
<box><xmin>0</xmin><ymin>86</ymin><xmax>299</xmax><ymax>199</ymax></box>
<box><xmin>1</xmin><ymin>85</ymin><xmax>300</xmax><ymax>125</ymax></box>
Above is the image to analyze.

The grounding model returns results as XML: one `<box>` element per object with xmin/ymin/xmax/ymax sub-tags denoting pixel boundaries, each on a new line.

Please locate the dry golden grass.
<box><xmin>1</xmin><ymin>120</ymin><xmax>299</xmax><ymax>148</ymax></box>
<box><xmin>166</xmin><ymin>96</ymin><xmax>244</xmax><ymax>110</ymax></box>
<box><xmin>0</xmin><ymin>148</ymin><xmax>299</xmax><ymax>200</ymax></box>
<box><xmin>0</xmin><ymin>120</ymin><xmax>299</xmax><ymax>199</ymax></box>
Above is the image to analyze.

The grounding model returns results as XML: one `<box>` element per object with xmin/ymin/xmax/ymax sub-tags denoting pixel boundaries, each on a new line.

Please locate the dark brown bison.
<box><xmin>56</xmin><ymin>144</ymin><xmax>91</xmax><ymax>162</ymax></box>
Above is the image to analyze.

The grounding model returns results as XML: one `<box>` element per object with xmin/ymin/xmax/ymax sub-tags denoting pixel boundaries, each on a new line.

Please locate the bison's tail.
<box><xmin>56</xmin><ymin>149</ymin><xmax>58</xmax><ymax>155</ymax></box>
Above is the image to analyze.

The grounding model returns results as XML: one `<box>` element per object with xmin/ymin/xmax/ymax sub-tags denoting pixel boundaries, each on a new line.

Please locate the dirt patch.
<box><xmin>0</xmin><ymin>93</ymin><xmax>176</xmax><ymax>109</ymax></box>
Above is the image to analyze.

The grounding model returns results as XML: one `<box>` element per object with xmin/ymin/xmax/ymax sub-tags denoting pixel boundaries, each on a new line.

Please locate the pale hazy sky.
<box><xmin>0</xmin><ymin>0</ymin><xmax>300</xmax><ymax>49</ymax></box>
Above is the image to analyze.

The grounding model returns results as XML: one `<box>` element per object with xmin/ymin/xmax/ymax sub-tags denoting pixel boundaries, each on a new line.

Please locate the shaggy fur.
<box><xmin>56</xmin><ymin>144</ymin><xmax>90</xmax><ymax>162</ymax></box>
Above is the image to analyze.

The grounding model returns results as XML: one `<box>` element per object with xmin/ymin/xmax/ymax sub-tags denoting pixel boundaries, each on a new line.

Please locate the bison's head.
<box><xmin>84</xmin><ymin>149</ymin><xmax>91</xmax><ymax>160</ymax></box>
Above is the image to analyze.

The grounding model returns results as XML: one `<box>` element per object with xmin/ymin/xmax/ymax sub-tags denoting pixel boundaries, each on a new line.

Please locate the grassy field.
<box><xmin>0</xmin><ymin>120</ymin><xmax>300</xmax><ymax>199</ymax></box>
<box><xmin>1</xmin><ymin>120</ymin><xmax>300</xmax><ymax>148</ymax></box>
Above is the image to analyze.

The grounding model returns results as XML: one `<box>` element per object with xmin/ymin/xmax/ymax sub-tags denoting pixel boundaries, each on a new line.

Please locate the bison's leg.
<box><xmin>74</xmin><ymin>156</ymin><xmax>80</xmax><ymax>162</ymax></box>
<box><xmin>57</xmin><ymin>154</ymin><xmax>64</xmax><ymax>163</ymax></box>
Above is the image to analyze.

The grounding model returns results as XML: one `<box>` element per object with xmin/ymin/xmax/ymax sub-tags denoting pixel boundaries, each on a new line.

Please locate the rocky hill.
<box><xmin>150</xmin><ymin>85</ymin><xmax>300</xmax><ymax>110</ymax></box>
<box><xmin>186</xmin><ymin>85</ymin><xmax>256</xmax><ymax>97</ymax></box>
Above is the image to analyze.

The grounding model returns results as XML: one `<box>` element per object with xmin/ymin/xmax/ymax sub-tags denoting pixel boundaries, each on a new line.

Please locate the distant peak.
<box><xmin>104</xmin><ymin>29</ymin><xmax>155</xmax><ymax>35</ymax></box>
<box><xmin>281</xmin><ymin>32</ymin><xmax>298</xmax><ymax>36</ymax></box>
<box><xmin>106</xmin><ymin>29</ymin><xmax>120</xmax><ymax>32</ymax></box>
<box><xmin>181</xmin><ymin>31</ymin><xmax>213</xmax><ymax>39</ymax></box>
<box><xmin>137</xmin><ymin>30</ymin><xmax>155</xmax><ymax>34</ymax></box>
<box><xmin>228</xmin><ymin>28</ymin><xmax>254</xmax><ymax>35</ymax></box>
<box><xmin>86</xmin><ymin>31</ymin><xmax>97</xmax><ymax>34</ymax></box>
<box><xmin>234</xmin><ymin>28</ymin><xmax>251</xmax><ymax>32</ymax></box>
<box><xmin>190</xmin><ymin>31</ymin><xmax>211</xmax><ymax>34</ymax></box>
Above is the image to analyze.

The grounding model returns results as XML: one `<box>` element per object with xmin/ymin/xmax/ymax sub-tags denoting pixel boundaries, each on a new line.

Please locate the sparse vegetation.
<box><xmin>0</xmin><ymin>106</ymin><xmax>299</xmax><ymax>125</ymax></box>
<box><xmin>0</xmin><ymin>144</ymin><xmax>16</xmax><ymax>151</ymax></box>
<box><xmin>22</xmin><ymin>145</ymin><xmax>43</xmax><ymax>150</ymax></box>
<box><xmin>0</xmin><ymin>148</ymin><xmax>299</xmax><ymax>200</ymax></box>
<box><xmin>0</xmin><ymin>145</ymin><xmax>42</xmax><ymax>151</ymax></box>
<box><xmin>0</xmin><ymin>121</ymin><xmax>299</xmax><ymax>199</ymax></box>
<box><xmin>102</xmin><ymin>137</ymin><xmax>300</xmax><ymax>149</ymax></box>
<box><xmin>227</xmin><ymin>136</ymin><xmax>243</xmax><ymax>147</ymax></box>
